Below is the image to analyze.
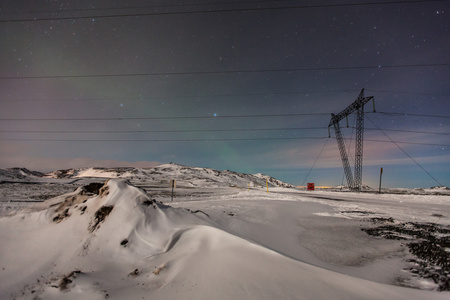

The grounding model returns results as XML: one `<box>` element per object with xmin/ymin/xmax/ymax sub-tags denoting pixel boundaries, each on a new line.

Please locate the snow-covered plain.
<box><xmin>0</xmin><ymin>164</ymin><xmax>449</xmax><ymax>299</ymax></box>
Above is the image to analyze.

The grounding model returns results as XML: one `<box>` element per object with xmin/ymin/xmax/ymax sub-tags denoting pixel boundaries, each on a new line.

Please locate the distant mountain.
<box><xmin>2</xmin><ymin>164</ymin><xmax>448</xmax><ymax>193</ymax></box>
<box><xmin>253</xmin><ymin>173</ymin><xmax>297</xmax><ymax>188</ymax></box>
<box><xmin>430</xmin><ymin>186</ymin><xmax>450</xmax><ymax>191</ymax></box>
<box><xmin>44</xmin><ymin>167</ymin><xmax>136</xmax><ymax>179</ymax></box>
<box><xmin>0</xmin><ymin>168</ymin><xmax>44</xmax><ymax>181</ymax></box>
<box><xmin>44</xmin><ymin>163</ymin><xmax>297</xmax><ymax>188</ymax></box>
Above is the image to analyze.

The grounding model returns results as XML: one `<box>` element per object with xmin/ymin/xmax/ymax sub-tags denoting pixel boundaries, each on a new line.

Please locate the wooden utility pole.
<box><xmin>170</xmin><ymin>179</ymin><xmax>176</xmax><ymax>201</ymax></box>
<box><xmin>379</xmin><ymin>168</ymin><xmax>383</xmax><ymax>194</ymax></box>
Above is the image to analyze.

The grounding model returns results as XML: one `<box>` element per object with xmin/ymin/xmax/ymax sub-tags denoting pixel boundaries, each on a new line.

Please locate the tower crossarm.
<box><xmin>328</xmin><ymin>89</ymin><xmax>374</xmax><ymax>128</ymax></box>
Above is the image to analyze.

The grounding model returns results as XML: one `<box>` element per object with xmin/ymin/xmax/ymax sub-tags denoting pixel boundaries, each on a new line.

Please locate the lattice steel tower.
<box><xmin>328</xmin><ymin>89</ymin><xmax>374</xmax><ymax>192</ymax></box>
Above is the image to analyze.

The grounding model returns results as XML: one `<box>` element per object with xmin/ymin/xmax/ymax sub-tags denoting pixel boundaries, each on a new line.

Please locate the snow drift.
<box><xmin>0</xmin><ymin>179</ymin><xmax>447</xmax><ymax>299</ymax></box>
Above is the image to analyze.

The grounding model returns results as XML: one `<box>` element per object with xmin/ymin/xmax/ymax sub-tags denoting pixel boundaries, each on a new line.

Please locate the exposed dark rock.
<box><xmin>341</xmin><ymin>210</ymin><xmax>374</xmax><ymax>215</ymax></box>
<box><xmin>52</xmin><ymin>192</ymin><xmax>92</xmax><ymax>223</ymax></box>
<box><xmin>128</xmin><ymin>269</ymin><xmax>140</xmax><ymax>278</ymax></box>
<box><xmin>89</xmin><ymin>206</ymin><xmax>114</xmax><ymax>232</ymax></box>
<box><xmin>59</xmin><ymin>270</ymin><xmax>82</xmax><ymax>291</ymax></box>
<box><xmin>142</xmin><ymin>199</ymin><xmax>157</xmax><ymax>207</ymax></box>
<box><xmin>82</xmin><ymin>182</ymin><xmax>105</xmax><ymax>195</ymax></box>
<box><xmin>79</xmin><ymin>206</ymin><xmax>87</xmax><ymax>214</ymax></box>
<box><xmin>368</xmin><ymin>217</ymin><xmax>395</xmax><ymax>224</ymax></box>
<box><xmin>53</xmin><ymin>208</ymin><xmax>70</xmax><ymax>223</ymax></box>
<box><xmin>190</xmin><ymin>210</ymin><xmax>209</xmax><ymax>217</ymax></box>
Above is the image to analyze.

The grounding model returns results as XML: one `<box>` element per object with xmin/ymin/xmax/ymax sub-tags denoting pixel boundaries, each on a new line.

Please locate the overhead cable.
<box><xmin>301</xmin><ymin>138</ymin><xmax>329</xmax><ymax>186</ymax></box>
<box><xmin>0</xmin><ymin>89</ymin><xmax>360</xmax><ymax>102</ymax></box>
<box><xmin>1</xmin><ymin>0</ymin><xmax>449</xmax><ymax>23</ymax></box>
<box><xmin>1</xmin><ymin>111</ymin><xmax>448</xmax><ymax>122</ymax></box>
<box><xmin>0</xmin><ymin>127</ymin><xmax>328</xmax><ymax>133</ymax></box>
<box><xmin>0</xmin><ymin>113</ymin><xmax>329</xmax><ymax>121</ymax></box>
<box><xmin>1</xmin><ymin>137</ymin><xmax>448</xmax><ymax>147</ymax></box>
<box><xmin>1</xmin><ymin>63</ymin><xmax>449</xmax><ymax>80</ymax></box>
<box><xmin>0</xmin><ymin>137</ymin><xmax>329</xmax><ymax>142</ymax></box>
<box><xmin>366</xmin><ymin>115</ymin><xmax>444</xmax><ymax>186</ymax></box>
<box><xmin>367</xmin><ymin>89</ymin><xmax>450</xmax><ymax>97</ymax></box>
<box><xmin>376</xmin><ymin>112</ymin><xmax>450</xmax><ymax>119</ymax></box>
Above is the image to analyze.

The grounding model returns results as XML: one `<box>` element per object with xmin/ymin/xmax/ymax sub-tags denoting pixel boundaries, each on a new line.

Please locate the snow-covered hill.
<box><xmin>43</xmin><ymin>163</ymin><xmax>297</xmax><ymax>188</ymax></box>
<box><xmin>1</xmin><ymin>179</ymin><xmax>447</xmax><ymax>300</ymax></box>
<box><xmin>0</xmin><ymin>168</ymin><xmax>44</xmax><ymax>181</ymax></box>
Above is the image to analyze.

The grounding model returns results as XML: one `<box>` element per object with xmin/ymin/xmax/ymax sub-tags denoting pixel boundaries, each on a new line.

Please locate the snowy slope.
<box><xmin>0</xmin><ymin>179</ymin><xmax>447</xmax><ymax>300</ymax></box>
<box><xmin>0</xmin><ymin>168</ymin><xmax>44</xmax><ymax>182</ymax></box>
<box><xmin>43</xmin><ymin>163</ymin><xmax>297</xmax><ymax>188</ymax></box>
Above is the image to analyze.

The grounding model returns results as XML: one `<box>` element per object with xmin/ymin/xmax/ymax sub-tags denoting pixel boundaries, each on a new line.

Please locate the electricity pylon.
<box><xmin>328</xmin><ymin>89</ymin><xmax>375</xmax><ymax>192</ymax></box>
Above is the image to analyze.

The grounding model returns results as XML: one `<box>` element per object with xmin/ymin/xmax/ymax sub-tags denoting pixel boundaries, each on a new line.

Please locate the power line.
<box><xmin>0</xmin><ymin>126</ymin><xmax>328</xmax><ymax>134</ymax></box>
<box><xmin>356</xmin><ymin>139</ymin><xmax>450</xmax><ymax>147</ymax></box>
<box><xmin>0</xmin><ymin>89</ymin><xmax>360</xmax><ymax>102</ymax></box>
<box><xmin>1</xmin><ymin>89</ymin><xmax>446</xmax><ymax>105</ymax></box>
<box><xmin>3</xmin><ymin>88</ymin><xmax>449</xmax><ymax>103</ymax></box>
<box><xmin>1</xmin><ymin>127</ymin><xmax>447</xmax><ymax>136</ymax></box>
<box><xmin>2</xmin><ymin>0</ymin><xmax>449</xmax><ymax>23</ymax></box>
<box><xmin>1</xmin><ymin>63</ymin><xmax>449</xmax><ymax>80</ymax></box>
<box><xmin>0</xmin><ymin>113</ymin><xmax>330</xmax><ymax>122</ymax></box>
<box><xmin>0</xmin><ymin>137</ymin><xmax>329</xmax><ymax>142</ymax></box>
<box><xmin>364</xmin><ymin>128</ymin><xmax>450</xmax><ymax>136</ymax></box>
<box><xmin>2</xmin><ymin>0</ymin><xmax>444</xmax><ymax>16</ymax></box>
<box><xmin>341</xmin><ymin>126</ymin><xmax>450</xmax><ymax>136</ymax></box>
<box><xmin>0</xmin><ymin>127</ymin><xmax>328</xmax><ymax>134</ymax></box>
<box><xmin>301</xmin><ymin>138</ymin><xmax>329</xmax><ymax>186</ymax></box>
<box><xmin>0</xmin><ymin>136</ymin><xmax>448</xmax><ymax>147</ymax></box>
<box><xmin>367</xmin><ymin>89</ymin><xmax>450</xmax><ymax>98</ymax></box>
<box><xmin>366</xmin><ymin>115</ymin><xmax>444</xmax><ymax>186</ymax></box>
<box><xmin>0</xmin><ymin>111</ymin><xmax>447</xmax><ymax>123</ymax></box>
<box><xmin>376</xmin><ymin>112</ymin><xmax>450</xmax><ymax>119</ymax></box>
<box><xmin>0</xmin><ymin>0</ymin><xmax>288</xmax><ymax>15</ymax></box>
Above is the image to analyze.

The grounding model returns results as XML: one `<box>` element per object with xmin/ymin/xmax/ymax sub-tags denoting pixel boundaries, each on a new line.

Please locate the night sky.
<box><xmin>1</xmin><ymin>0</ymin><xmax>449</xmax><ymax>188</ymax></box>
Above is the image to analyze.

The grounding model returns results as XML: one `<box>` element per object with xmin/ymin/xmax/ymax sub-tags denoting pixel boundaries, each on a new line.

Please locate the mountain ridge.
<box><xmin>1</xmin><ymin>163</ymin><xmax>296</xmax><ymax>189</ymax></box>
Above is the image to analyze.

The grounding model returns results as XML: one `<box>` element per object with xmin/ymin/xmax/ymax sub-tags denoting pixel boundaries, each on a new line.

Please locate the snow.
<box><xmin>0</xmin><ymin>164</ymin><xmax>449</xmax><ymax>299</ymax></box>
<box><xmin>0</xmin><ymin>168</ymin><xmax>44</xmax><ymax>181</ymax></box>
<box><xmin>298</xmin><ymin>190</ymin><xmax>450</xmax><ymax>225</ymax></box>
<box><xmin>40</xmin><ymin>163</ymin><xmax>297</xmax><ymax>189</ymax></box>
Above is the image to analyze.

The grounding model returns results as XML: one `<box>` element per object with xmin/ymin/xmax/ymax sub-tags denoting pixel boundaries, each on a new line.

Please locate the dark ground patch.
<box><xmin>82</xmin><ymin>182</ymin><xmax>105</xmax><ymax>194</ymax></box>
<box><xmin>58</xmin><ymin>270</ymin><xmax>82</xmax><ymax>291</ymax></box>
<box><xmin>341</xmin><ymin>210</ymin><xmax>375</xmax><ymax>215</ymax></box>
<box><xmin>53</xmin><ymin>208</ymin><xmax>70</xmax><ymax>223</ymax></box>
<box><xmin>128</xmin><ymin>269</ymin><xmax>140</xmax><ymax>278</ymax></box>
<box><xmin>142</xmin><ymin>199</ymin><xmax>158</xmax><ymax>208</ymax></box>
<box><xmin>306</xmin><ymin>195</ymin><xmax>349</xmax><ymax>202</ymax></box>
<box><xmin>368</xmin><ymin>217</ymin><xmax>395</xmax><ymax>224</ymax></box>
<box><xmin>362</xmin><ymin>218</ymin><xmax>450</xmax><ymax>291</ymax></box>
<box><xmin>52</xmin><ymin>193</ymin><xmax>92</xmax><ymax>223</ymax></box>
<box><xmin>408</xmin><ymin>236</ymin><xmax>450</xmax><ymax>291</ymax></box>
<box><xmin>89</xmin><ymin>206</ymin><xmax>114</xmax><ymax>232</ymax></box>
